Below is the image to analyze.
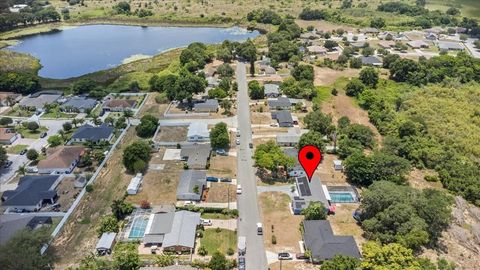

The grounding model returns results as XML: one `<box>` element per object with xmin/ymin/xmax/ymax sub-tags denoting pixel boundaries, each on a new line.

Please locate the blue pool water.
<box><xmin>128</xmin><ymin>216</ymin><xmax>149</xmax><ymax>239</ymax></box>
<box><xmin>329</xmin><ymin>192</ymin><xmax>356</xmax><ymax>203</ymax></box>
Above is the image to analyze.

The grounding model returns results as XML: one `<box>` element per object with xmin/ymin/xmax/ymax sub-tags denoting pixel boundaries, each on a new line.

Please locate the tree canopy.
<box><xmin>135</xmin><ymin>115</ymin><xmax>159</xmax><ymax>138</ymax></box>
<box><xmin>122</xmin><ymin>141</ymin><xmax>151</xmax><ymax>173</ymax></box>
<box><xmin>302</xmin><ymin>201</ymin><xmax>327</xmax><ymax>220</ymax></box>
<box><xmin>210</xmin><ymin>122</ymin><xmax>230</xmax><ymax>149</ymax></box>
<box><xmin>248</xmin><ymin>80</ymin><xmax>264</xmax><ymax>100</ymax></box>
<box><xmin>253</xmin><ymin>140</ymin><xmax>295</xmax><ymax>176</ymax></box>
<box><xmin>304</xmin><ymin>110</ymin><xmax>334</xmax><ymax>135</ymax></box>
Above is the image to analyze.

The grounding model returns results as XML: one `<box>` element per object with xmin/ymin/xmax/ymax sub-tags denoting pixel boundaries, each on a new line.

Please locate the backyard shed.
<box><xmin>127</xmin><ymin>173</ymin><xmax>143</xmax><ymax>195</ymax></box>
<box><xmin>96</xmin><ymin>232</ymin><xmax>117</xmax><ymax>255</ymax></box>
<box><xmin>333</xmin><ymin>160</ymin><xmax>343</xmax><ymax>171</ymax></box>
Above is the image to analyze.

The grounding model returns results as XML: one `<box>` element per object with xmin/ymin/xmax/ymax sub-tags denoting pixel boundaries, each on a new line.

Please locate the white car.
<box><xmin>236</xmin><ymin>139</ymin><xmax>240</xmax><ymax>145</ymax></box>
<box><xmin>236</xmin><ymin>184</ymin><xmax>242</xmax><ymax>194</ymax></box>
<box><xmin>201</xmin><ymin>219</ymin><xmax>212</xmax><ymax>226</ymax></box>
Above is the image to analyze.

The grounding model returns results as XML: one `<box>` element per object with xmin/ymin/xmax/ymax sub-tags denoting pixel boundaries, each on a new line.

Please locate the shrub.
<box><xmin>271</xmin><ymin>235</ymin><xmax>277</xmax><ymax>244</ymax></box>
<box><xmin>85</xmin><ymin>184</ymin><xmax>94</xmax><ymax>193</ymax></box>
<box><xmin>226</xmin><ymin>247</ymin><xmax>234</xmax><ymax>256</ymax></box>
<box><xmin>198</xmin><ymin>246</ymin><xmax>208</xmax><ymax>256</ymax></box>
<box><xmin>424</xmin><ymin>175</ymin><xmax>439</xmax><ymax>182</ymax></box>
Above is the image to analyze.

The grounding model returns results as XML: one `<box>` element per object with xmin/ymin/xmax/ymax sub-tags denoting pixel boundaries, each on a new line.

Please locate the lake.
<box><xmin>6</xmin><ymin>25</ymin><xmax>259</xmax><ymax>79</ymax></box>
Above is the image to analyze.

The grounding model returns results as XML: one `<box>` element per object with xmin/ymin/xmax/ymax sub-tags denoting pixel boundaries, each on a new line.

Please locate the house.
<box><xmin>37</xmin><ymin>146</ymin><xmax>85</xmax><ymax>174</ymax></box>
<box><xmin>378</xmin><ymin>31</ymin><xmax>393</xmax><ymax>40</ymax></box>
<box><xmin>268</xmin><ymin>97</ymin><xmax>291</xmax><ymax>110</ymax></box>
<box><xmin>350</xmin><ymin>42</ymin><xmax>367</xmax><ymax>48</ymax></box>
<box><xmin>393</xmin><ymin>33</ymin><xmax>409</xmax><ymax>41</ymax></box>
<box><xmin>9</xmin><ymin>4</ymin><xmax>28</xmax><ymax>12</ymax></box>
<box><xmin>271</xmin><ymin>111</ymin><xmax>293</xmax><ymax>127</ymax></box>
<box><xmin>1</xmin><ymin>175</ymin><xmax>61</xmax><ymax>212</ymax></box>
<box><xmin>187</xmin><ymin>122</ymin><xmax>209</xmax><ymax>142</ymax></box>
<box><xmin>291</xmin><ymin>176</ymin><xmax>331</xmax><ymax>215</ymax></box>
<box><xmin>276</xmin><ymin>134</ymin><xmax>300</xmax><ymax>147</ymax></box>
<box><xmin>303</xmin><ymin>220</ymin><xmax>361</xmax><ymax>262</ymax></box>
<box><xmin>425</xmin><ymin>33</ymin><xmax>438</xmax><ymax>40</ymax></box>
<box><xmin>127</xmin><ymin>173</ymin><xmax>143</xmax><ymax>195</ymax></box>
<box><xmin>283</xmin><ymin>148</ymin><xmax>305</xmax><ymax>177</ymax></box>
<box><xmin>407</xmin><ymin>40</ymin><xmax>430</xmax><ymax>49</ymax></box>
<box><xmin>0</xmin><ymin>92</ymin><xmax>21</xmax><ymax>106</ymax></box>
<box><xmin>194</xmin><ymin>99</ymin><xmax>219</xmax><ymax>113</ymax></box>
<box><xmin>333</xmin><ymin>160</ymin><xmax>343</xmax><ymax>171</ymax></box>
<box><xmin>0</xmin><ymin>128</ymin><xmax>18</xmax><ymax>145</ymax></box>
<box><xmin>102</xmin><ymin>99</ymin><xmax>136</xmax><ymax>112</ymax></box>
<box><xmin>0</xmin><ymin>215</ymin><xmax>52</xmax><ymax>245</ymax></box>
<box><xmin>143</xmin><ymin>210</ymin><xmax>200</xmax><ymax>253</ymax></box>
<box><xmin>264</xmin><ymin>84</ymin><xmax>280</xmax><ymax>98</ymax></box>
<box><xmin>180</xmin><ymin>144</ymin><xmax>211</xmax><ymax>169</ymax></box>
<box><xmin>360</xmin><ymin>27</ymin><xmax>379</xmax><ymax>34</ymax></box>
<box><xmin>259</xmin><ymin>56</ymin><xmax>271</xmax><ymax>67</ymax></box>
<box><xmin>206</xmin><ymin>77</ymin><xmax>219</xmax><ymax>88</ymax></box>
<box><xmin>96</xmin><ymin>232</ymin><xmax>117</xmax><ymax>255</ymax></box>
<box><xmin>307</xmin><ymin>45</ymin><xmax>327</xmax><ymax>55</ymax></box>
<box><xmin>19</xmin><ymin>93</ymin><xmax>61</xmax><ymax>112</ymax></box>
<box><xmin>261</xmin><ymin>66</ymin><xmax>276</xmax><ymax>75</ymax></box>
<box><xmin>176</xmin><ymin>170</ymin><xmax>207</xmax><ymax>201</ymax></box>
<box><xmin>360</xmin><ymin>56</ymin><xmax>382</xmax><ymax>66</ymax></box>
<box><xmin>60</xmin><ymin>96</ymin><xmax>97</xmax><ymax>113</ymax></box>
<box><xmin>438</xmin><ymin>41</ymin><xmax>464</xmax><ymax>51</ymax></box>
<box><xmin>71</xmin><ymin>124</ymin><xmax>114</xmax><ymax>144</ymax></box>
<box><xmin>346</xmin><ymin>33</ymin><xmax>366</xmax><ymax>42</ymax></box>
<box><xmin>378</xmin><ymin>40</ymin><xmax>395</xmax><ymax>49</ymax></box>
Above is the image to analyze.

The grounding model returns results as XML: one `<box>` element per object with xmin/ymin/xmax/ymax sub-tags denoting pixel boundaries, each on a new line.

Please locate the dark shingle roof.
<box><xmin>360</xmin><ymin>56</ymin><xmax>382</xmax><ymax>65</ymax></box>
<box><xmin>194</xmin><ymin>99</ymin><xmax>219</xmax><ymax>110</ymax></box>
<box><xmin>272</xmin><ymin>111</ymin><xmax>293</xmax><ymax>124</ymax></box>
<box><xmin>1</xmin><ymin>175</ymin><xmax>60</xmax><ymax>207</ymax></box>
<box><xmin>61</xmin><ymin>96</ymin><xmax>97</xmax><ymax>110</ymax></box>
<box><xmin>303</xmin><ymin>220</ymin><xmax>361</xmax><ymax>260</ymax></box>
<box><xmin>71</xmin><ymin>124</ymin><xmax>114</xmax><ymax>142</ymax></box>
<box><xmin>268</xmin><ymin>97</ymin><xmax>291</xmax><ymax>108</ymax></box>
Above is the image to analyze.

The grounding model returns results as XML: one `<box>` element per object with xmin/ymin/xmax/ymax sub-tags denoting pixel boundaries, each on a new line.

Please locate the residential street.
<box><xmin>236</xmin><ymin>62</ymin><xmax>268</xmax><ymax>270</ymax></box>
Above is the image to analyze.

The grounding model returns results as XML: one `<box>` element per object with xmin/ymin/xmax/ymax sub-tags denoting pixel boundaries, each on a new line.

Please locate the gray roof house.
<box><xmin>71</xmin><ymin>124</ymin><xmax>114</xmax><ymax>143</ymax></box>
<box><xmin>19</xmin><ymin>93</ymin><xmax>61</xmax><ymax>111</ymax></box>
<box><xmin>438</xmin><ymin>41</ymin><xmax>464</xmax><ymax>51</ymax></box>
<box><xmin>292</xmin><ymin>176</ymin><xmax>330</xmax><ymax>214</ymax></box>
<box><xmin>144</xmin><ymin>211</ymin><xmax>175</xmax><ymax>245</ymax></box>
<box><xmin>276</xmin><ymin>133</ymin><xmax>301</xmax><ymax>147</ymax></box>
<box><xmin>360</xmin><ymin>56</ymin><xmax>382</xmax><ymax>66</ymax></box>
<box><xmin>96</xmin><ymin>232</ymin><xmax>117</xmax><ymax>255</ymax></box>
<box><xmin>264</xmin><ymin>84</ymin><xmax>280</xmax><ymax>98</ymax></box>
<box><xmin>180</xmin><ymin>144</ymin><xmax>211</xmax><ymax>169</ymax></box>
<box><xmin>303</xmin><ymin>220</ymin><xmax>361</xmax><ymax>262</ymax></box>
<box><xmin>61</xmin><ymin>96</ymin><xmax>97</xmax><ymax>113</ymax></box>
<box><xmin>177</xmin><ymin>170</ymin><xmax>207</xmax><ymax>201</ymax></box>
<box><xmin>268</xmin><ymin>97</ymin><xmax>291</xmax><ymax>110</ymax></box>
<box><xmin>194</xmin><ymin>99</ymin><xmax>219</xmax><ymax>113</ymax></box>
<box><xmin>271</xmin><ymin>111</ymin><xmax>294</xmax><ymax>127</ymax></box>
<box><xmin>0</xmin><ymin>215</ymin><xmax>52</xmax><ymax>245</ymax></box>
<box><xmin>187</xmin><ymin>122</ymin><xmax>210</xmax><ymax>142</ymax></box>
<box><xmin>1</xmin><ymin>175</ymin><xmax>61</xmax><ymax>212</ymax></box>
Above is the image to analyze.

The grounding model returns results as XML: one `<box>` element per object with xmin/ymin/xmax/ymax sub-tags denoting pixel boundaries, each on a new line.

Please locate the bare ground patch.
<box><xmin>328</xmin><ymin>203</ymin><xmax>366</xmax><ymax>247</ymax></box>
<box><xmin>268</xmin><ymin>261</ymin><xmax>318</xmax><ymax>270</ymax></box>
<box><xmin>206</xmin><ymin>182</ymin><xmax>237</xmax><ymax>203</ymax></box>
<box><xmin>315</xmin><ymin>153</ymin><xmax>349</xmax><ymax>186</ymax></box>
<box><xmin>314</xmin><ymin>67</ymin><xmax>360</xmax><ymax>86</ymax></box>
<box><xmin>208</xmin><ymin>155</ymin><xmax>237</xmax><ymax>179</ymax></box>
<box><xmin>138</xmin><ymin>93</ymin><xmax>169</xmax><ymax>118</ymax></box>
<box><xmin>251</xmin><ymin>112</ymin><xmax>272</xmax><ymax>125</ymax></box>
<box><xmin>155</xmin><ymin>126</ymin><xmax>188</xmax><ymax>142</ymax></box>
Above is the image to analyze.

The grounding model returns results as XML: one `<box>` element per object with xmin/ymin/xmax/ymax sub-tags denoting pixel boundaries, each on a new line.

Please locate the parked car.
<box><xmin>238</xmin><ymin>256</ymin><xmax>246</xmax><ymax>270</ymax></box>
<box><xmin>236</xmin><ymin>139</ymin><xmax>240</xmax><ymax>145</ymax></box>
<box><xmin>3</xmin><ymin>160</ymin><xmax>12</xmax><ymax>168</ymax></box>
<box><xmin>270</xmin><ymin>123</ymin><xmax>278</xmax><ymax>127</ymax></box>
<box><xmin>201</xmin><ymin>219</ymin><xmax>212</xmax><ymax>226</ymax></box>
<box><xmin>249</xmin><ymin>143</ymin><xmax>253</xmax><ymax>149</ymax></box>
<box><xmin>236</xmin><ymin>184</ymin><xmax>242</xmax><ymax>194</ymax></box>
<box><xmin>19</xmin><ymin>149</ymin><xmax>27</xmax><ymax>155</ymax></box>
<box><xmin>219</xmin><ymin>177</ymin><xmax>232</xmax><ymax>182</ymax></box>
<box><xmin>256</xmin><ymin>222</ymin><xmax>263</xmax><ymax>235</ymax></box>
<box><xmin>40</xmin><ymin>132</ymin><xmax>47</xmax><ymax>138</ymax></box>
<box><xmin>26</xmin><ymin>166</ymin><xmax>38</xmax><ymax>173</ymax></box>
<box><xmin>296</xmin><ymin>253</ymin><xmax>308</xmax><ymax>260</ymax></box>
<box><xmin>216</xmin><ymin>149</ymin><xmax>228</xmax><ymax>156</ymax></box>
<box><xmin>206</xmin><ymin>176</ymin><xmax>219</xmax><ymax>182</ymax></box>
<box><xmin>236</xmin><ymin>131</ymin><xmax>241</xmax><ymax>137</ymax></box>
<box><xmin>278</xmin><ymin>252</ymin><xmax>293</xmax><ymax>260</ymax></box>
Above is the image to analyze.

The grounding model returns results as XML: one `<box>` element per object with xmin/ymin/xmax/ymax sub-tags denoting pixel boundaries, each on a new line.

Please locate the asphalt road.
<box><xmin>236</xmin><ymin>62</ymin><xmax>268</xmax><ymax>270</ymax></box>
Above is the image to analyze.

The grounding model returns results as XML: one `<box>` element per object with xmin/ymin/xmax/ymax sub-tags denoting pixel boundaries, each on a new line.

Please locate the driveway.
<box><xmin>236</xmin><ymin>62</ymin><xmax>268</xmax><ymax>270</ymax></box>
<box><xmin>159</xmin><ymin>115</ymin><xmax>238</xmax><ymax>128</ymax></box>
<box><xmin>0</xmin><ymin>153</ymin><xmax>27</xmax><ymax>184</ymax></box>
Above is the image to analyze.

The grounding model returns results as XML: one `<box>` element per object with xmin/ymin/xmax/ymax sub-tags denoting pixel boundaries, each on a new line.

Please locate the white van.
<box><xmin>256</xmin><ymin>223</ymin><xmax>263</xmax><ymax>235</ymax></box>
<box><xmin>238</xmin><ymin>236</ymin><xmax>246</xmax><ymax>255</ymax></box>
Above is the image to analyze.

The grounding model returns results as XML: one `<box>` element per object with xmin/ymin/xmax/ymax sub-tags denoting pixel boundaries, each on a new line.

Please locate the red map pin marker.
<box><xmin>298</xmin><ymin>145</ymin><xmax>322</xmax><ymax>182</ymax></box>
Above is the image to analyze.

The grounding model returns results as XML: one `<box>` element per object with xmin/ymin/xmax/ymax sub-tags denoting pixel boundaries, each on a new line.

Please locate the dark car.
<box><xmin>249</xmin><ymin>143</ymin><xmax>253</xmax><ymax>149</ymax></box>
<box><xmin>238</xmin><ymin>256</ymin><xmax>246</xmax><ymax>270</ymax></box>
<box><xmin>3</xmin><ymin>160</ymin><xmax>13</xmax><ymax>168</ymax></box>
<box><xmin>206</xmin><ymin>176</ymin><xmax>219</xmax><ymax>182</ymax></box>
<box><xmin>19</xmin><ymin>149</ymin><xmax>27</xmax><ymax>155</ymax></box>
<box><xmin>278</xmin><ymin>252</ymin><xmax>293</xmax><ymax>260</ymax></box>
<box><xmin>296</xmin><ymin>253</ymin><xmax>308</xmax><ymax>260</ymax></box>
<box><xmin>219</xmin><ymin>177</ymin><xmax>232</xmax><ymax>182</ymax></box>
<box><xmin>40</xmin><ymin>132</ymin><xmax>47</xmax><ymax>138</ymax></box>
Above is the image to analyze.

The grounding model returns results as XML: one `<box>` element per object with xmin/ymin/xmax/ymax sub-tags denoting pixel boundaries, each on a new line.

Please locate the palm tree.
<box><xmin>123</xmin><ymin>109</ymin><xmax>134</xmax><ymax>125</ymax></box>
<box><xmin>5</xmin><ymin>96</ymin><xmax>15</xmax><ymax>107</ymax></box>
<box><xmin>72</xmin><ymin>118</ymin><xmax>79</xmax><ymax>128</ymax></box>
<box><xmin>17</xmin><ymin>165</ymin><xmax>26</xmax><ymax>176</ymax></box>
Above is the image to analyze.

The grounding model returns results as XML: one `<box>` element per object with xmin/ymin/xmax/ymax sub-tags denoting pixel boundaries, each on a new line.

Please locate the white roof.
<box><xmin>127</xmin><ymin>173</ymin><xmax>143</xmax><ymax>193</ymax></box>
<box><xmin>333</xmin><ymin>160</ymin><xmax>342</xmax><ymax>165</ymax></box>
<box><xmin>96</xmin><ymin>232</ymin><xmax>116</xmax><ymax>250</ymax></box>
<box><xmin>187</xmin><ymin>122</ymin><xmax>209</xmax><ymax>138</ymax></box>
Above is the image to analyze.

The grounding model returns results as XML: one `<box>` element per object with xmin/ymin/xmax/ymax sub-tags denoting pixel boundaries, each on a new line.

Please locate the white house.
<box><xmin>187</xmin><ymin>122</ymin><xmax>209</xmax><ymax>142</ymax></box>
<box><xmin>127</xmin><ymin>173</ymin><xmax>143</xmax><ymax>195</ymax></box>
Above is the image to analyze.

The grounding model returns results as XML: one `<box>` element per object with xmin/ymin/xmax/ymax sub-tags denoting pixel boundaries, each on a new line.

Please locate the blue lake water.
<box><xmin>6</xmin><ymin>25</ymin><xmax>259</xmax><ymax>79</ymax></box>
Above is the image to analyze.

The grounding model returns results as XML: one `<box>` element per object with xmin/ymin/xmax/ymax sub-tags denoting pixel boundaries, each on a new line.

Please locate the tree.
<box><xmin>47</xmin><ymin>135</ymin><xmax>63</xmax><ymax>147</ymax></box>
<box><xmin>122</xmin><ymin>141</ymin><xmax>151</xmax><ymax>173</ymax></box>
<box><xmin>209</xmin><ymin>251</ymin><xmax>228</xmax><ymax>270</ymax></box>
<box><xmin>198</xmin><ymin>245</ymin><xmax>208</xmax><ymax>256</ymax></box>
<box><xmin>304</xmin><ymin>110</ymin><xmax>333</xmax><ymax>135</ymax></box>
<box><xmin>0</xmin><ymin>117</ymin><xmax>13</xmax><ymax>126</ymax></box>
<box><xmin>298</xmin><ymin>131</ymin><xmax>325</xmax><ymax>151</ymax></box>
<box><xmin>71</xmin><ymin>79</ymin><xmax>96</xmax><ymax>95</ymax></box>
<box><xmin>237</xmin><ymin>39</ymin><xmax>257</xmax><ymax>76</ymax></box>
<box><xmin>0</xmin><ymin>228</ymin><xmax>53</xmax><ymax>270</ymax></box>
<box><xmin>111</xmin><ymin>199</ymin><xmax>134</xmax><ymax>220</ymax></box>
<box><xmin>0</xmin><ymin>146</ymin><xmax>7</xmax><ymax>167</ymax></box>
<box><xmin>361</xmin><ymin>46</ymin><xmax>375</xmax><ymax>57</ymax></box>
<box><xmin>0</xmin><ymin>72</ymin><xmax>40</xmax><ymax>95</ymax></box>
<box><xmin>217</xmin><ymin>63</ymin><xmax>234</xmax><ymax>78</ymax></box>
<box><xmin>113</xmin><ymin>243</ymin><xmax>140</xmax><ymax>270</ymax></box>
<box><xmin>291</xmin><ymin>64</ymin><xmax>314</xmax><ymax>82</ymax></box>
<box><xmin>76</xmin><ymin>254</ymin><xmax>114</xmax><ymax>270</ymax></box>
<box><xmin>361</xmin><ymin>241</ymin><xmax>421</xmax><ymax>269</ymax></box>
<box><xmin>26</xmin><ymin>121</ymin><xmax>39</xmax><ymax>132</ymax></box>
<box><xmin>220</xmin><ymin>99</ymin><xmax>232</xmax><ymax>115</ymax></box>
<box><xmin>370</xmin><ymin>17</ymin><xmax>386</xmax><ymax>29</ymax></box>
<box><xmin>359</xmin><ymin>67</ymin><xmax>379</xmax><ymax>88</ymax></box>
<box><xmin>382</xmin><ymin>54</ymin><xmax>400</xmax><ymax>69</ymax></box>
<box><xmin>135</xmin><ymin>115</ymin><xmax>159</xmax><ymax>138</ymax></box>
<box><xmin>253</xmin><ymin>140</ymin><xmax>296</xmax><ymax>177</ymax></box>
<box><xmin>155</xmin><ymin>255</ymin><xmax>175</xmax><ymax>267</ymax></box>
<box><xmin>349</xmin><ymin>57</ymin><xmax>362</xmax><ymax>69</ymax></box>
<box><xmin>208</xmin><ymin>87</ymin><xmax>228</xmax><ymax>99</ymax></box>
<box><xmin>337</xmin><ymin>137</ymin><xmax>363</xmax><ymax>159</ymax></box>
<box><xmin>248</xmin><ymin>80</ymin><xmax>264</xmax><ymax>100</ymax></box>
<box><xmin>345</xmin><ymin>124</ymin><xmax>375</xmax><ymax>148</ymax></box>
<box><xmin>338</xmin><ymin>116</ymin><xmax>351</xmax><ymax>130</ymax></box>
<box><xmin>63</xmin><ymin>122</ymin><xmax>73</xmax><ymax>132</ymax></box>
<box><xmin>345</xmin><ymin>78</ymin><xmax>365</xmax><ymax>97</ymax></box>
<box><xmin>324</xmin><ymin>40</ymin><xmax>338</xmax><ymax>51</ymax></box>
<box><xmin>320</xmin><ymin>255</ymin><xmax>360</xmax><ymax>270</ymax></box>
<box><xmin>97</xmin><ymin>215</ymin><xmax>119</xmax><ymax>236</ymax></box>
<box><xmin>210</xmin><ymin>122</ymin><xmax>230</xmax><ymax>149</ymax></box>
<box><xmin>302</xmin><ymin>202</ymin><xmax>327</xmax><ymax>220</ymax></box>
<box><xmin>113</xmin><ymin>2</ymin><xmax>131</xmax><ymax>15</ymax></box>
<box><xmin>446</xmin><ymin>7</ymin><xmax>460</xmax><ymax>16</ymax></box>
<box><xmin>149</xmin><ymin>73</ymin><xmax>178</xmax><ymax>92</ymax></box>
<box><xmin>26</xmin><ymin>149</ymin><xmax>38</xmax><ymax>161</ymax></box>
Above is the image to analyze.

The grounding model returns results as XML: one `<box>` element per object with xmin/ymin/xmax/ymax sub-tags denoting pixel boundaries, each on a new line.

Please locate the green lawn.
<box><xmin>6</xmin><ymin>144</ymin><xmax>28</xmax><ymax>154</ymax></box>
<box><xmin>200</xmin><ymin>228</ymin><xmax>236</xmax><ymax>255</ymax></box>
<box><xmin>41</xmin><ymin>111</ymin><xmax>77</xmax><ymax>119</ymax></box>
<box><xmin>5</xmin><ymin>106</ymin><xmax>35</xmax><ymax>117</ymax></box>
<box><xmin>16</xmin><ymin>126</ymin><xmax>48</xmax><ymax>139</ymax></box>
<box><xmin>314</xmin><ymin>86</ymin><xmax>333</xmax><ymax>104</ymax></box>
<box><xmin>201</xmin><ymin>213</ymin><xmax>232</xmax><ymax>220</ymax></box>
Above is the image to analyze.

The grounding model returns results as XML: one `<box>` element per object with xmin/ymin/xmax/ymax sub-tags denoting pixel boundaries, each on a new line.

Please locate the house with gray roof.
<box><xmin>1</xmin><ymin>175</ymin><xmax>61</xmax><ymax>212</ymax></box>
<box><xmin>264</xmin><ymin>84</ymin><xmax>280</xmax><ymax>98</ymax></box>
<box><xmin>19</xmin><ymin>93</ymin><xmax>61</xmax><ymax>111</ymax></box>
<box><xmin>180</xmin><ymin>144</ymin><xmax>211</xmax><ymax>169</ymax></box>
<box><xmin>194</xmin><ymin>99</ymin><xmax>219</xmax><ymax>113</ymax></box>
<box><xmin>71</xmin><ymin>124</ymin><xmax>114</xmax><ymax>144</ymax></box>
<box><xmin>96</xmin><ymin>232</ymin><xmax>117</xmax><ymax>255</ymax></box>
<box><xmin>268</xmin><ymin>97</ymin><xmax>291</xmax><ymax>110</ymax></box>
<box><xmin>177</xmin><ymin>170</ymin><xmax>207</xmax><ymax>201</ymax></box>
<box><xmin>292</xmin><ymin>176</ymin><xmax>330</xmax><ymax>215</ymax></box>
<box><xmin>187</xmin><ymin>122</ymin><xmax>209</xmax><ymax>142</ymax></box>
<box><xmin>360</xmin><ymin>56</ymin><xmax>382</xmax><ymax>66</ymax></box>
<box><xmin>162</xmin><ymin>211</ymin><xmax>201</xmax><ymax>252</ymax></box>
<box><xmin>0</xmin><ymin>215</ymin><xmax>52</xmax><ymax>245</ymax></box>
<box><xmin>276</xmin><ymin>133</ymin><xmax>301</xmax><ymax>147</ymax></box>
<box><xmin>407</xmin><ymin>40</ymin><xmax>430</xmax><ymax>49</ymax></box>
<box><xmin>271</xmin><ymin>111</ymin><xmax>293</xmax><ymax>127</ymax></box>
<box><xmin>303</xmin><ymin>220</ymin><xmax>361</xmax><ymax>262</ymax></box>
<box><xmin>438</xmin><ymin>41</ymin><xmax>464</xmax><ymax>51</ymax></box>
<box><xmin>61</xmin><ymin>96</ymin><xmax>97</xmax><ymax>113</ymax></box>
<box><xmin>144</xmin><ymin>211</ymin><xmax>175</xmax><ymax>245</ymax></box>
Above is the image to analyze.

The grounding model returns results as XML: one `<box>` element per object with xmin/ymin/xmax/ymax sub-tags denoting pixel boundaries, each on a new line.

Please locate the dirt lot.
<box><xmin>53</xmin><ymin>177</ymin><xmax>81</xmax><ymax>212</ymax></box>
<box><xmin>138</xmin><ymin>93</ymin><xmax>169</xmax><ymax>118</ymax></box>
<box><xmin>155</xmin><ymin>126</ymin><xmax>188</xmax><ymax>142</ymax></box>
<box><xmin>251</xmin><ymin>112</ymin><xmax>272</xmax><ymax>125</ymax></box>
<box><xmin>314</xmin><ymin>67</ymin><xmax>360</xmax><ymax>87</ymax></box>
<box><xmin>208</xmin><ymin>155</ymin><xmax>237</xmax><ymax>179</ymax></box>
<box><xmin>328</xmin><ymin>203</ymin><xmax>365</xmax><ymax>246</ymax></box>
<box><xmin>315</xmin><ymin>153</ymin><xmax>349</xmax><ymax>186</ymax></box>
<box><xmin>52</xmin><ymin>128</ymin><xmax>139</xmax><ymax>269</ymax></box>
<box><xmin>126</xmin><ymin>147</ymin><xmax>183</xmax><ymax>205</ymax></box>
<box><xmin>408</xmin><ymin>169</ymin><xmax>443</xmax><ymax>190</ymax></box>
<box><xmin>268</xmin><ymin>261</ymin><xmax>318</xmax><ymax>270</ymax></box>
<box><xmin>206</xmin><ymin>182</ymin><xmax>237</xmax><ymax>203</ymax></box>
<box><xmin>259</xmin><ymin>192</ymin><xmax>304</xmax><ymax>253</ymax></box>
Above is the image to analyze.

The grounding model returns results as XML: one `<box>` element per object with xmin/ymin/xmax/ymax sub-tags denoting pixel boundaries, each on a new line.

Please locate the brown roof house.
<box><xmin>0</xmin><ymin>128</ymin><xmax>18</xmax><ymax>145</ymax></box>
<box><xmin>37</xmin><ymin>146</ymin><xmax>85</xmax><ymax>174</ymax></box>
<box><xmin>102</xmin><ymin>99</ymin><xmax>136</xmax><ymax>112</ymax></box>
<box><xmin>0</xmin><ymin>92</ymin><xmax>22</xmax><ymax>107</ymax></box>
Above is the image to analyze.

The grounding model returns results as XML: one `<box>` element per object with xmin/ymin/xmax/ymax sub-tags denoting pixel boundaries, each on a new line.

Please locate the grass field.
<box><xmin>6</xmin><ymin>144</ymin><xmax>28</xmax><ymax>154</ymax></box>
<box><xmin>426</xmin><ymin>0</ymin><xmax>480</xmax><ymax>19</ymax></box>
<box><xmin>16</xmin><ymin>127</ymin><xmax>48</xmax><ymax>139</ymax></box>
<box><xmin>200</xmin><ymin>228</ymin><xmax>236</xmax><ymax>255</ymax></box>
<box><xmin>0</xmin><ymin>50</ymin><xmax>41</xmax><ymax>74</ymax></box>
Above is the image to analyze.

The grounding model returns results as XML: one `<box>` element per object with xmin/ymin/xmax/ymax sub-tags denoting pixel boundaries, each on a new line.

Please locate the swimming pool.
<box><xmin>128</xmin><ymin>216</ymin><xmax>149</xmax><ymax>239</ymax></box>
<box><xmin>329</xmin><ymin>192</ymin><xmax>357</xmax><ymax>203</ymax></box>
